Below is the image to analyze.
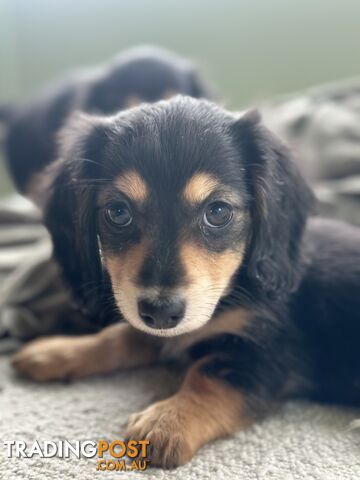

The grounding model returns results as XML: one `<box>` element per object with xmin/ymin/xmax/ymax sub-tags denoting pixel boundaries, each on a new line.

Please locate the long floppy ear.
<box><xmin>44</xmin><ymin>112</ymin><xmax>110</xmax><ymax>316</ymax></box>
<box><xmin>232</xmin><ymin>110</ymin><xmax>315</xmax><ymax>298</ymax></box>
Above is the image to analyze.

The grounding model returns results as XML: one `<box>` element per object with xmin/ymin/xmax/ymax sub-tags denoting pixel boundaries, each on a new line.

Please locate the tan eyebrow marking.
<box><xmin>116</xmin><ymin>170</ymin><xmax>148</xmax><ymax>203</ymax></box>
<box><xmin>183</xmin><ymin>173</ymin><xmax>220</xmax><ymax>204</ymax></box>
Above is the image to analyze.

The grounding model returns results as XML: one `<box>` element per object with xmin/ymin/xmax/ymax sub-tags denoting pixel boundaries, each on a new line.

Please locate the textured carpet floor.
<box><xmin>1</xmin><ymin>352</ymin><xmax>360</xmax><ymax>480</ymax></box>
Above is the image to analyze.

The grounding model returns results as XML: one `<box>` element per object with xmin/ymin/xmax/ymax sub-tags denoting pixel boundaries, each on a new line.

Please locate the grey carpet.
<box><xmin>1</xmin><ymin>355</ymin><xmax>360</xmax><ymax>479</ymax></box>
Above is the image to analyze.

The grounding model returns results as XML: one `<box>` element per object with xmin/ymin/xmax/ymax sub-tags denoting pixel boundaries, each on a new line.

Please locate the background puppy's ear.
<box><xmin>232</xmin><ymin>110</ymin><xmax>315</xmax><ymax>298</ymax></box>
<box><xmin>185</xmin><ymin>66</ymin><xmax>215</xmax><ymax>100</ymax></box>
<box><xmin>44</xmin><ymin>112</ymin><xmax>110</xmax><ymax>316</ymax></box>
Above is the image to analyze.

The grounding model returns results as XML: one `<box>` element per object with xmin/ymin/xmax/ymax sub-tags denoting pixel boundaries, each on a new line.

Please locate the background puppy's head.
<box><xmin>1</xmin><ymin>46</ymin><xmax>213</xmax><ymax>196</ymax></box>
<box><xmin>45</xmin><ymin>97</ymin><xmax>314</xmax><ymax>336</ymax></box>
<box><xmin>87</xmin><ymin>46</ymin><xmax>214</xmax><ymax>112</ymax></box>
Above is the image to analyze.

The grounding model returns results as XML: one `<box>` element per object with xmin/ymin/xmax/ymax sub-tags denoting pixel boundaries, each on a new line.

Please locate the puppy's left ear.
<box><xmin>44</xmin><ymin>112</ymin><xmax>111</xmax><ymax>317</ymax></box>
<box><xmin>232</xmin><ymin>110</ymin><xmax>315</xmax><ymax>298</ymax></box>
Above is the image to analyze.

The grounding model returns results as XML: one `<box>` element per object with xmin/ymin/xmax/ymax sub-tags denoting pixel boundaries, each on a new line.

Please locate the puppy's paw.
<box><xmin>12</xmin><ymin>336</ymin><xmax>90</xmax><ymax>381</ymax></box>
<box><xmin>125</xmin><ymin>398</ymin><xmax>195</xmax><ymax>468</ymax></box>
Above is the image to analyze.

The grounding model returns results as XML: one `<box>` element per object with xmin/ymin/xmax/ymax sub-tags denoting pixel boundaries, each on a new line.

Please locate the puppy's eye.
<box><xmin>204</xmin><ymin>202</ymin><xmax>233</xmax><ymax>228</ymax></box>
<box><xmin>105</xmin><ymin>203</ymin><xmax>132</xmax><ymax>227</ymax></box>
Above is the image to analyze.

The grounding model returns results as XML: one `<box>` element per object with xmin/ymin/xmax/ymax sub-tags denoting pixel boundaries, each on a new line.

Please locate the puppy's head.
<box><xmin>46</xmin><ymin>97</ymin><xmax>313</xmax><ymax>336</ymax></box>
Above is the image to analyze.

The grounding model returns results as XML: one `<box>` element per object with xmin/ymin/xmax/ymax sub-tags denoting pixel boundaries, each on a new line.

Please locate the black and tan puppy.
<box><xmin>13</xmin><ymin>97</ymin><xmax>360</xmax><ymax>468</ymax></box>
<box><xmin>0</xmin><ymin>46</ymin><xmax>211</xmax><ymax>199</ymax></box>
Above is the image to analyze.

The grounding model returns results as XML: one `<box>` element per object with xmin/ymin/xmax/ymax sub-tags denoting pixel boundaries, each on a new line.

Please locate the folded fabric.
<box><xmin>262</xmin><ymin>78</ymin><xmax>360</xmax><ymax>225</ymax></box>
<box><xmin>0</xmin><ymin>197</ymin><xmax>97</xmax><ymax>342</ymax></box>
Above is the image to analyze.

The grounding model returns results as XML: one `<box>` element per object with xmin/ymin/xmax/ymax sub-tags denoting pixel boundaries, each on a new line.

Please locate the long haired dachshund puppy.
<box><xmin>13</xmin><ymin>97</ymin><xmax>360</xmax><ymax>468</ymax></box>
<box><xmin>0</xmin><ymin>46</ymin><xmax>211</xmax><ymax>199</ymax></box>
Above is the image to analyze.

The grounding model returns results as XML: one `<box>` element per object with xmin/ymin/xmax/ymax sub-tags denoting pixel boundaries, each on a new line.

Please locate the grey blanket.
<box><xmin>1</xmin><ymin>79</ymin><xmax>360</xmax><ymax>342</ymax></box>
<box><xmin>0</xmin><ymin>198</ymin><xmax>96</xmax><ymax>346</ymax></box>
<box><xmin>262</xmin><ymin>79</ymin><xmax>360</xmax><ymax>225</ymax></box>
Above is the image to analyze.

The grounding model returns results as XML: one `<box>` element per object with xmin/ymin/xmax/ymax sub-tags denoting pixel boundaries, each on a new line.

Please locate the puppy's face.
<box><xmin>49</xmin><ymin>97</ymin><xmax>312</xmax><ymax>337</ymax></box>
<box><xmin>95</xmin><ymin>99</ymin><xmax>250</xmax><ymax>336</ymax></box>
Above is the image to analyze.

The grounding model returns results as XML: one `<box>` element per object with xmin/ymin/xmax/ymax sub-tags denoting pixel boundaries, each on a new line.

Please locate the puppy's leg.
<box><xmin>125</xmin><ymin>356</ymin><xmax>254</xmax><ymax>468</ymax></box>
<box><xmin>12</xmin><ymin>323</ymin><xmax>159</xmax><ymax>381</ymax></box>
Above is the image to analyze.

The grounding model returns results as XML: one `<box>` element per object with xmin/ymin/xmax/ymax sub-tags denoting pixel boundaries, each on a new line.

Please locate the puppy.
<box><xmin>0</xmin><ymin>46</ymin><xmax>211</xmax><ymax>199</ymax></box>
<box><xmin>13</xmin><ymin>97</ymin><xmax>360</xmax><ymax>468</ymax></box>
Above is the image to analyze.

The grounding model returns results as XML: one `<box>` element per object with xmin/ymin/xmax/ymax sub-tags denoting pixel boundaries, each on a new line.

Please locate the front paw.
<box><xmin>12</xmin><ymin>336</ymin><xmax>88</xmax><ymax>381</ymax></box>
<box><xmin>125</xmin><ymin>398</ymin><xmax>195</xmax><ymax>468</ymax></box>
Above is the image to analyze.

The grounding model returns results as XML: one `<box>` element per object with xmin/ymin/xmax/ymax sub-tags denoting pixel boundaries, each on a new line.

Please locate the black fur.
<box><xmin>0</xmin><ymin>46</ymin><xmax>212</xmax><ymax>193</ymax></box>
<box><xmin>34</xmin><ymin>96</ymin><xmax>360</xmax><ymax>418</ymax></box>
<box><xmin>232</xmin><ymin>111</ymin><xmax>314</xmax><ymax>299</ymax></box>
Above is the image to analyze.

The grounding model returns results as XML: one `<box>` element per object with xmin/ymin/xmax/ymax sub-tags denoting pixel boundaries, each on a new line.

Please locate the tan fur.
<box><xmin>116</xmin><ymin>170</ymin><xmax>148</xmax><ymax>203</ymax></box>
<box><xmin>105</xmin><ymin>240</ymin><xmax>153</xmax><ymax>333</ymax></box>
<box><xmin>105</xmin><ymin>240</ymin><xmax>245</xmax><ymax>336</ymax></box>
<box><xmin>161</xmin><ymin>307</ymin><xmax>251</xmax><ymax>358</ymax></box>
<box><xmin>181</xmin><ymin>242</ymin><xmax>244</xmax><ymax>287</ymax></box>
<box><xmin>12</xmin><ymin>307</ymin><xmax>251</xmax><ymax>382</ymax></box>
<box><xmin>163</xmin><ymin>89</ymin><xmax>177</xmax><ymax>99</ymax></box>
<box><xmin>12</xmin><ymin>323</ymin><xmax>159</xmax><ymax>381</ymax></box>
<box><xmin>13</xmin><ymin>313</ymin><xmax>253</xmax><ymax>466</ymax></box>
<box><xmin>106</xmin><ymin>240</ymin><xmax>148</xmax><ymax>284</ymax></box>
<box><xmin>124</xmin><ymin>95</ymin><xmax>144</xmax><ymax>108</ymax></box>
<box><xmin>125</xmin><ymin>356</ymin><xmax>251</xmax><ymax>467</ymax></box>
<box><xmin>182</xmin><ymin>172</ymin><xmax>220</xmax><ymax>204</ymax></box>
<box><xmin>180</xmin><ymin>241</ymin><xmax>244</xmax><ymax>304</ymax></box>
<box><xmin>24</xmin><ymin>171</ymin><xmax>48</xmax><ymax>207</ymax></box>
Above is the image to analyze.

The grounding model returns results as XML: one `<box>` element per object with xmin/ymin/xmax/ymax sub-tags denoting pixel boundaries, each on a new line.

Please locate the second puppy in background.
<box><xmin>0</xmin><ymin>46</ymin><xmax>212</xmax><ymax>201</ymax></box>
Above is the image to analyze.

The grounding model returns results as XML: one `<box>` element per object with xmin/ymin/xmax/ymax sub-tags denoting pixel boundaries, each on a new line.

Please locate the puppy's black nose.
<box><xmin>138</xmin><ymin>298</ymin><xmax>185</xmax><ymax>329</ymax></box>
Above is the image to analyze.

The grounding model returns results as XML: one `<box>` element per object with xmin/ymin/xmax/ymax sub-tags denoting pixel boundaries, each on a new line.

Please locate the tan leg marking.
<box><xmin>12</xmin><ymin>323</ymin><xmax>158</xmax><ymax>382</ymax></box>
<box><xmin>125</xmin><ymin>357</ymin><xmax>251</xmax><ymax>468</ymax></box>
<box><xmin>162</xmin><ymin>307</ymin><xmax>251</xmax><ymax>358</ymax></box>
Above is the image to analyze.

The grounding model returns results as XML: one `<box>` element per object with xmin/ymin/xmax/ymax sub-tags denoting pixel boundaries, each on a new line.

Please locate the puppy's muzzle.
<box><xmin>138</xmin><ymin>296</ymin><xmax>185</xmax><ymax>330</ymax></box>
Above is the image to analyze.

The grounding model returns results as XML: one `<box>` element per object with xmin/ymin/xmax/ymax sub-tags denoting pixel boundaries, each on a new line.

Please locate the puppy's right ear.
<box><xmin>44</xmin><ymin>112</ymin><xmax>110</xmax><ymax>315</ymax></box>
<box><xmin>231</xmin><ymin>109</ymin><xmax>314</xmax><ymax>298</ymax></box>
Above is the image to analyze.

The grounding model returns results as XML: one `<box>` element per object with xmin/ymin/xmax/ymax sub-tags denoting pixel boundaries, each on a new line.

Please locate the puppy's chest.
<box><xmin>158</xmin><ymin>307</ymin><xmax>251</xmax><ymax>361</ymax></box>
